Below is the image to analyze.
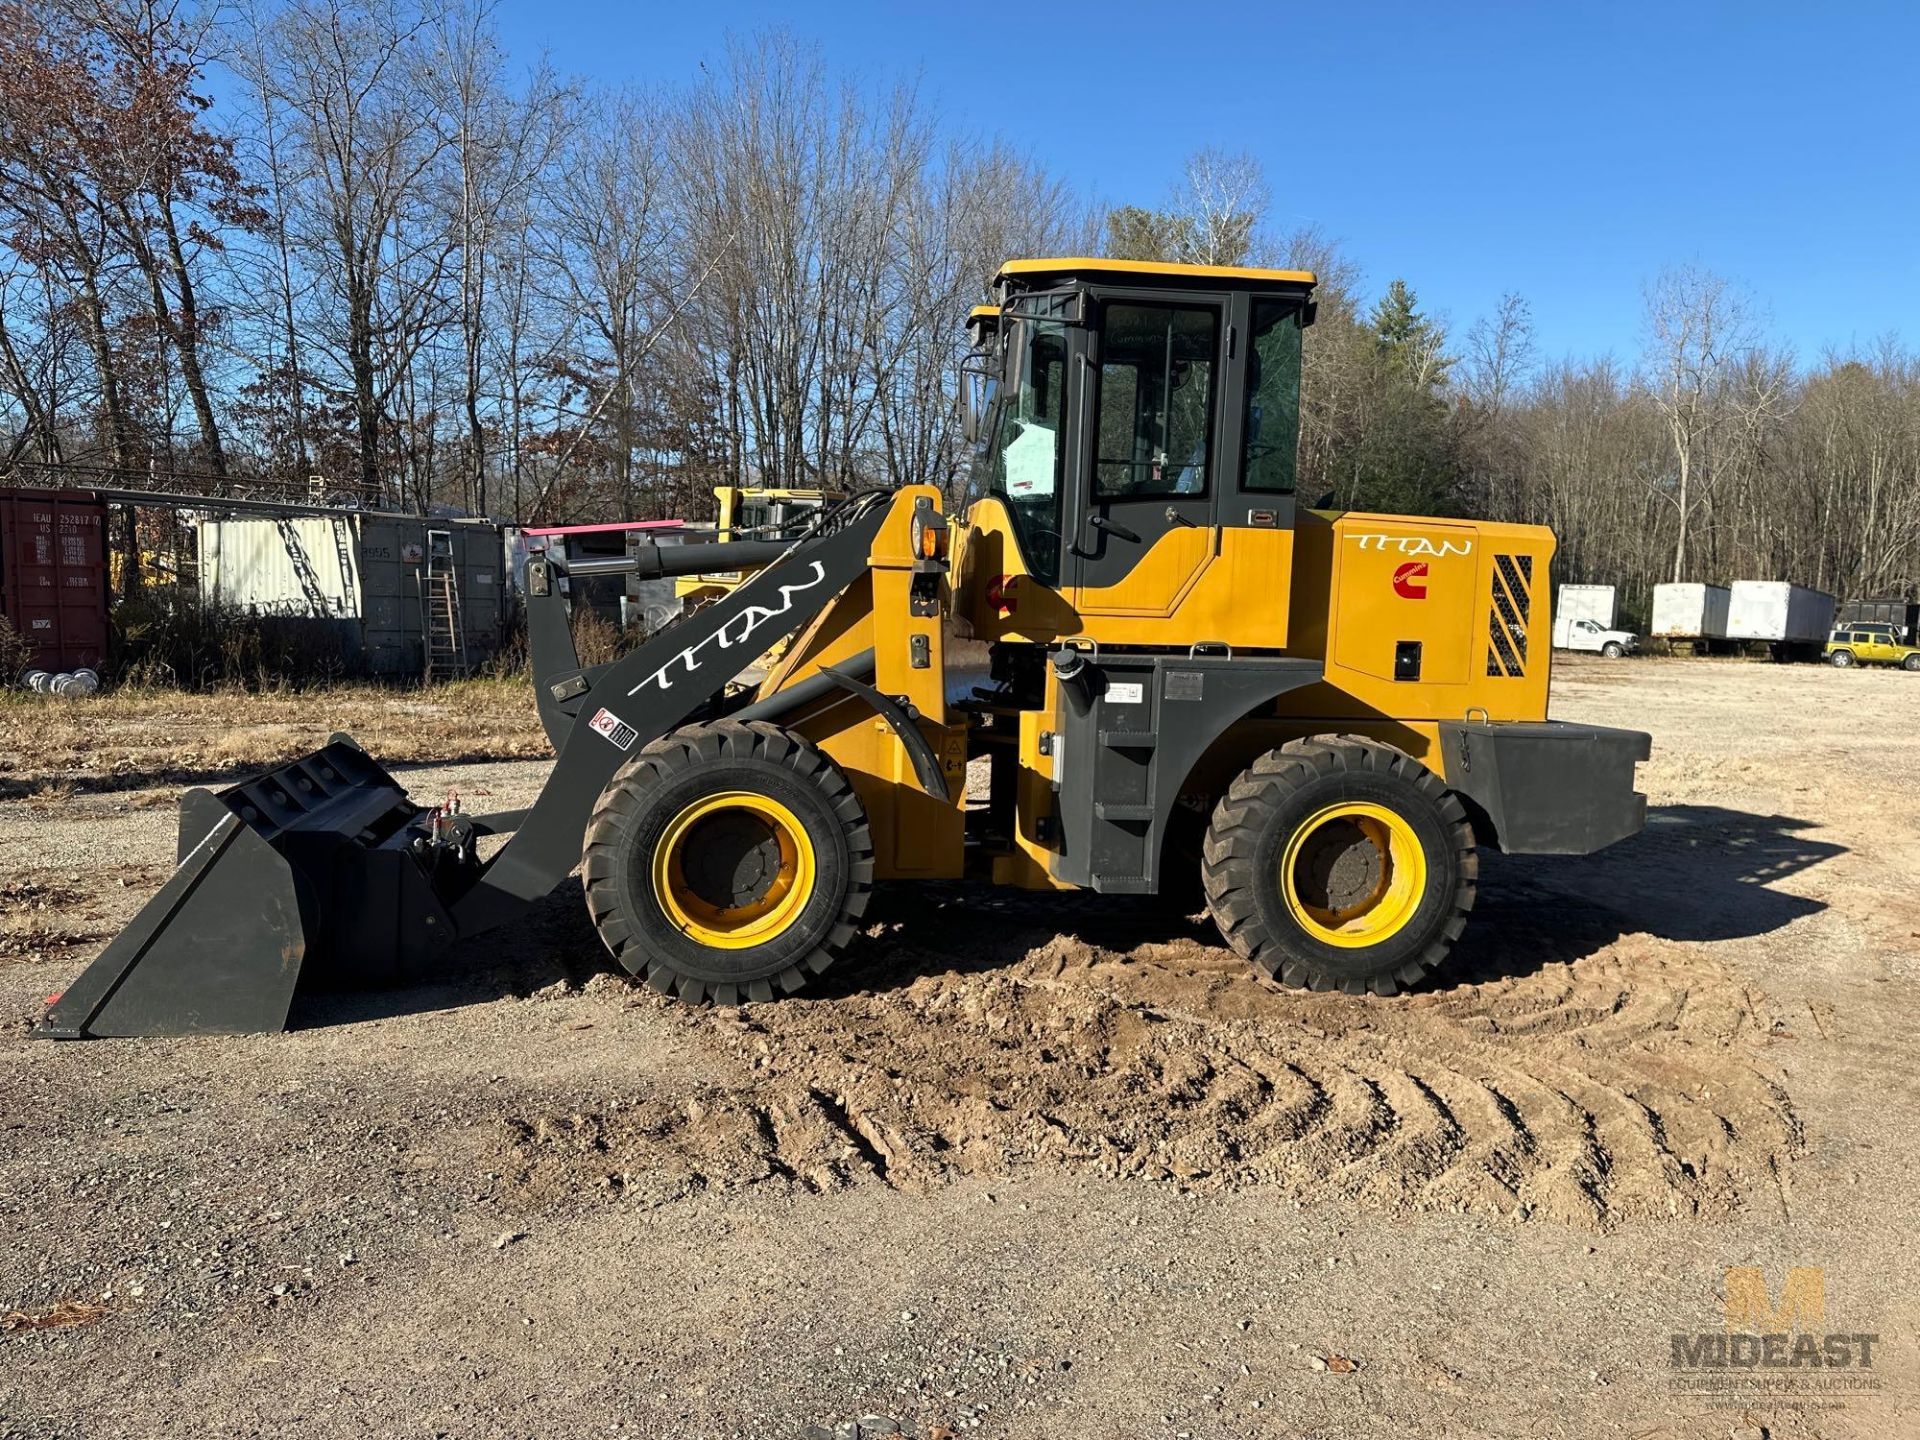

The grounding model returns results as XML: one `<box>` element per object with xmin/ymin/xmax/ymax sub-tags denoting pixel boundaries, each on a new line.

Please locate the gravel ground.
<box><xmin>1</xmin><ymin>655</ymin><xmax>1916</xmax><ymax>1438</ymax></box>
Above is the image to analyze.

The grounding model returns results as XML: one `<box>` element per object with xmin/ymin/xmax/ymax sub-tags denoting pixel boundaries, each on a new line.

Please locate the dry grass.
<box><xmin>1</xmin><ymin>1298</ymin><xmax>108</xmax><ymax>1333</ymax></box>
<box><xmin>0</xmin><ymin>678</ymin><xmax>547</xmax><ymax>793</ymax></box>
<box><xmin>0</xmin><ymin>613</ymin><xmax>31</xmax><ymax>684</ymax></box>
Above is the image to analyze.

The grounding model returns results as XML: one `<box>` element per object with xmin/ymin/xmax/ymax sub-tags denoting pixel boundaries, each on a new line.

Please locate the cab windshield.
<box><xmin>971</xmin><ymin>315</ymin><xmax>1068</xmax><ymax>585</ymax></box>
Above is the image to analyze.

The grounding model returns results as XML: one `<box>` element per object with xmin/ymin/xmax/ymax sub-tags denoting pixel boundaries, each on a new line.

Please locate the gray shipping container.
<box><xmin>1726</xmin><ymin>581</ymin><xmax>1836</xmax><ymax>644</ymax></box>
<box><xmin>1837</xmin><ymin>597</ymin><xmax>1919</xmax><ymax>641</ymax></box>
<box><xmin>198</xmin><ymin>513</ymin><xmax>504</xmax><ymax>676</ymax></box>
<box><xmin>1651</xmin><ymin>583</ymin><xmax>1732</xmax><ymax>639</ymax></box>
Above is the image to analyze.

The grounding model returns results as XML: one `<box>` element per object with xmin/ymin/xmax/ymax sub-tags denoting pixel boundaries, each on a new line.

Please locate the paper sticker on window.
<box><xmin>1001</xmin><ymin>420</ymin><xmax>1058</xmax><ymax>499</ymax></box>
<box><xmin>587</xmin><ymin>707</ymin><xmax>638</xmax><ymax>751</ymax></box>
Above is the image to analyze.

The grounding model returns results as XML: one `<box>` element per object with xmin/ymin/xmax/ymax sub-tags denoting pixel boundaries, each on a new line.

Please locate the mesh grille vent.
<box><xmin>1486</xmin><ymin>554</ymin><xmax>1533</xmax><ymax>677</ymax></box>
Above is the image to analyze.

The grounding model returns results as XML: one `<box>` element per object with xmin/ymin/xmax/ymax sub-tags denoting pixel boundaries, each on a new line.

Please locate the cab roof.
<box><xmin>965</xmin><ymin>304</ymin><xmax>1002</xmax><ymax>347</ymax></box>
<box><xmin>995</xmin><ymin>256</ymin><xmax>1318</xmax><ymax>294</ymax></box>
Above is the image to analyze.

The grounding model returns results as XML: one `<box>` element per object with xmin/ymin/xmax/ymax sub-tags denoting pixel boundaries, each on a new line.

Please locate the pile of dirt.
<box><xmin>499</xmin><ymin>890</ymin><xmax>1799</xmax><ymax>1230</ymax></box>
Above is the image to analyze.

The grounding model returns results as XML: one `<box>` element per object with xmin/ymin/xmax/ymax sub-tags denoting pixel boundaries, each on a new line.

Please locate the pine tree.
<box><xmin>1370</xmin><ymin>279</ymin><xmax>1452</xmax><ymax>390</ymax></box>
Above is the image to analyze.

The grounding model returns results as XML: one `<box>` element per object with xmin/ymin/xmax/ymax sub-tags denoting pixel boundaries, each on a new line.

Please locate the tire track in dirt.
<box><xmin>497</xmin><ymin>896</ymin><xmax>1800</xmax><ymax>1229</ymax></box>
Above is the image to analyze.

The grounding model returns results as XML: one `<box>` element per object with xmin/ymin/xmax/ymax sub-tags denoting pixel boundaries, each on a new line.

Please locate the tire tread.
<box><xmin>581</xmin><ymin>720</ymin><xmax>873</xmax><ymax>1004</ymax></box>
<box><xmin>1200</xmin><ymin>736</ymin><xmax>1477</xmax><ymax>995</ymax></box>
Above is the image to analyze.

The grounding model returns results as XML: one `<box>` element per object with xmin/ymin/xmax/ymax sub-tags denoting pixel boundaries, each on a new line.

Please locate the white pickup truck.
<box><xmin>1552</xmin><ymin>615</ymin><xmax>1639</xmax><ymax>657</ymax></box>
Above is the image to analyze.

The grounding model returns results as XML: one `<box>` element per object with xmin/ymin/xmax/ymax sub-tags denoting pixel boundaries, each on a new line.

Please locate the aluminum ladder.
<box><xmin>421</xmin><ymin>529</ymin><xmax>468</xmax><ymax>681</ymax></box>
<box><xmin>328</xmin><ymin>517</ymin><xmax>358</xmax><ymax>615</ymax></box>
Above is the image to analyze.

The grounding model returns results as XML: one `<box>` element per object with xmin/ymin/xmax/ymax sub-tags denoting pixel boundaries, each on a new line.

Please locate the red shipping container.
<box><xmin>0</xmin><ymin>488</ymin><xmax>110</xmax><ymax>675</ymax></box>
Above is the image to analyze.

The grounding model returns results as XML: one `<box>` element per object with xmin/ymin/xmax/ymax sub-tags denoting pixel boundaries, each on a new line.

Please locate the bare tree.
<box><xmin>1642</xmin><ymin>266</ymin><xmax>1785</xmax><ymax>582</ymax></box>
<box><xmin>426</xmin><ymin>2</ymin><xmax>566</xmax><ymax>514</ymax></box>
<box><xmin>0</xmin><ymin>2</ymin><xmax>140</xmax><ymax>472</ymax></box>
<box><xmin>256</xmin><ymin>0</ymin><xmax>456</xmax><ymax>505</ymax></box>
<box><xmin>1176</xmin><ymin>148</ymin><xmax>1268</xmax><ymax>266</ymax></box>
<box><xmin>537</xmin><ymin>89</ymin><xmax>672</xmax><ymax>519</ymax></box>
<box><xmin>1463</xmin><ymin>293</ymin><xmax>1536</xmax><ymax>415</ymax></box>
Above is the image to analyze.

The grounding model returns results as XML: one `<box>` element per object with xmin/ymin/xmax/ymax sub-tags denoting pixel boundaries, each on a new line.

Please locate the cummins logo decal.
<box><xmin>628</xmin><ymin>561</ymin><xmax>829</xmax><ymax>695</ymax></box>
<box><xmin>1392</xmin><ymin>562</ymin><xmax>1429</xmax><ymax>599</ymax></box>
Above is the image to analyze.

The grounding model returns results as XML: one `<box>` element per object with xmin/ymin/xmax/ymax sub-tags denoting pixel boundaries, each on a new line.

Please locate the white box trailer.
<box><xmin>1726</xmin><ymin>581</ymin><xmax>1836</xmax><ymax>647</ymax></box>
<box><xmin>1556</xmin><ymin>583</ymin><xmax>1616</xmax><ymax>630</ymax></box>
<box><xmin>1651</xmin><ymin>582</ymin><xmax>1732</xmax><ymax>639</ymax></box>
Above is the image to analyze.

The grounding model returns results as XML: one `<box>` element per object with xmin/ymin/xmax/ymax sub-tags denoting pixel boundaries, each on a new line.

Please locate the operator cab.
<box><xmin>962</xmin><ymin>258</ymin><xmax>1317</xmax><ymax>647</ymax></box>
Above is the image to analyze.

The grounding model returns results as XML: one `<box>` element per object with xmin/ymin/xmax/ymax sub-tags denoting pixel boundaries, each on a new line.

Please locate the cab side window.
<box><xmin>1242</xmin><ymin>300</ymin><xmax>1303</xmax><ymax>493</ymax></box>
<box><xmin>1093</xmin><ymin>304</ymin><xmax>1218</xmax><ymax>497</ymax></box>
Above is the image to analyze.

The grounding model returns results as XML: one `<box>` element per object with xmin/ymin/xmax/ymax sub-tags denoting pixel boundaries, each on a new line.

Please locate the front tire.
<box><xmin>1903</xmin><ymin>654</ymin><xmax>1920</xmax><ymax>672</ymax></box>
<box><xmin>1601</xmin><ymin>641</ymin><xmax>1625</xmax><ymax>658</ymax></box>
<box><xmin>1201</xmin><ymin>738</ymin><xmax>1476</xmax><ymax>996</ymax></box>
<box><xmin>582</xmin><ymin>721</ymin><xmax>873</xmax><ymax>1004</ymax></box>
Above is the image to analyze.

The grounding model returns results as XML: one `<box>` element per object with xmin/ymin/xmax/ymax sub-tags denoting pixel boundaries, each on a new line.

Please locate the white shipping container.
<box><xmin>1726</xmin><ymin>581</ymin><xmax>1836</xmax><ymax>644</ymax></box>
<box><xmin>1651</xmin><ymin>583</ymin><xmax>1732</xmax><ymax>639</ymax></box>
<box><xmin>1556</xmin><ymin>583</ymin><xmax>1616</xmax><ymax>629</ymax></box>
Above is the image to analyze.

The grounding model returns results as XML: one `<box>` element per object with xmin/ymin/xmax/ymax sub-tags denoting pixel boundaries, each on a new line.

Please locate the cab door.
<box><xmin>1065</xmin><ymin>296</ymin><xmax>1227</xmax><ymax>615</ymax></box>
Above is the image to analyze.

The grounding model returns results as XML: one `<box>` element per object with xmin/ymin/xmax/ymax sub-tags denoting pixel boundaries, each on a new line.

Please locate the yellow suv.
<box><xmin>1826</xmin><ymin>627</ymin><xmax>1920</xmax><ymax>670</ymax></box>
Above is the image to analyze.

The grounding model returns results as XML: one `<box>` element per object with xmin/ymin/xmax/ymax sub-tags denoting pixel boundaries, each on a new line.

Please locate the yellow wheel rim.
<box><xmin>1280</xmin><ymin>801</ymin><xmax>1428</xmax><ymax>948</ymax></box>
<box><xmin>651</xmin><ymin>791</ymin><xmax>816</xmax><ymax>949</ymax></box>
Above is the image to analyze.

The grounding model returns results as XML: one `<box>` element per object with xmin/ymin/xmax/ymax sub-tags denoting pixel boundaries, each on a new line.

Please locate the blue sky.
<box><xmin>496</xmin><ymin>0</ymin><xmax>1919</xmax><ymax>367</ymax></box>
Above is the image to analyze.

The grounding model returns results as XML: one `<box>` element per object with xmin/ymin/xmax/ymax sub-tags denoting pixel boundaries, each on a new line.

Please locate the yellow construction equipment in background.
<box><xmin>673</xmin><ymin>486</ymin><xmax>848</xmax><ymax>606</ymax></box>
<box><xmin>672</xmin><ymin>486</ymin><xmax>848</xmax><ymax>667</ymax></box>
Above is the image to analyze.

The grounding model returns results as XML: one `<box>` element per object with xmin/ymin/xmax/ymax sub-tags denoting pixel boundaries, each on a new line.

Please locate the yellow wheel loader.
<box><xmin>40</xmin><ymin>258</ymin><xmax>1649</xmax><ymax>1037</ymax></box>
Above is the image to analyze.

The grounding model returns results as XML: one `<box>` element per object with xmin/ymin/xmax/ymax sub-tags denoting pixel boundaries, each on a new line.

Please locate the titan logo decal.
<box><xmin>1351</xmin><ymin>532</ymin><xmax>1474</xmax><ymax>558</ymax></box>
<box><xmin>1392</xmin><ymin>562</ymin><xmax>1429</xmax><ymax>599</ymax></box>
<box><xmin>628</xmin><ymin>561</ymin><xmax>829</xmax><ymax>695</ymax></box>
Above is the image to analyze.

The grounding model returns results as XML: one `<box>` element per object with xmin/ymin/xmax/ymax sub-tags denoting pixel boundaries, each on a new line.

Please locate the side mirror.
<box><xmin>958</xmin><ymin>361</ymin><xmax>992</xmax><ymax>445</ymax></box>
<box><xmin>961</xmin><ymin>373</ymin><xmax>980</xmax><ymax>445</ymax></box>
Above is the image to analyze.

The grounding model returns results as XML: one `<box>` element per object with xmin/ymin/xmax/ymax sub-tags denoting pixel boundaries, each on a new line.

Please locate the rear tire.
<box><xmin>1201</xmin><ymin>738</ymin><xmax>1476</xmax><ymax>996</ymax></box>
<box><xmin>1829</xmin><ymin>649</ymin><xmax>1856</xmax><ymax>667</ymax></box>
<box><xmin>582</xmin><ymin>720</ymin><xmax>873</xmax><ymax>1004</ymax></box>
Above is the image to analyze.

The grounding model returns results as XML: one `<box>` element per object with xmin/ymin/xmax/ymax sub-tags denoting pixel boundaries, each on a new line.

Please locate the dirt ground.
<box><xmin>1</xmin><ymin>656</ymin><xmax>1916</xmax><ymax>1438</ymax></box>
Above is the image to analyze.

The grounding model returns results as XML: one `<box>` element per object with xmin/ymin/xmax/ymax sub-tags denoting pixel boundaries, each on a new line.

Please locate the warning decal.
<box><xmin>587</xmin><ymin>707</ymin><xmax>638</xmax><ymax>751</ymax></box>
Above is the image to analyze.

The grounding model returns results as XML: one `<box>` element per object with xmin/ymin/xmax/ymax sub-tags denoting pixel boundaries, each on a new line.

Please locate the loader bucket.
<box><xmin>36</xmin><ymin>739</ymin><xmax>448</xmax><ymax>1039</ymax></box>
